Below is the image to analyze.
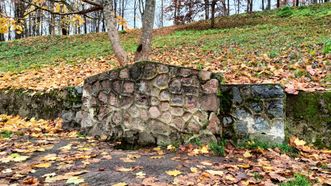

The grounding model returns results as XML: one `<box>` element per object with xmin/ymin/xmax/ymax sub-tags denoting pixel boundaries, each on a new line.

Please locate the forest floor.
<box><xmin>0</xmin><ymin>114</ymin><xmax>330</xmax><ymax>186</ymax></box>
<box><xmin>0</xmin><ymin>3</ymin><xmax>330</xmax><ymax>93</ymax></box>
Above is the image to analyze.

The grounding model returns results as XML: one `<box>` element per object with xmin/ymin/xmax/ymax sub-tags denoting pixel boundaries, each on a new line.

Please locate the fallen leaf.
<box><xmin>243</xmin><ymin>151</ymin><xmax>252</xmax><ymax>158</ymax></box>
<box><xmin>166</xmin><ymin>170</ymin><xmax>182</xmax><ymax>177</ymax></box>
<box><xmin>115</xmin><ymin>166</ymin><xmax>133</xmax><ymax>172</ymax></box>
<box><xmin>136</xmin><ymin>171</ymin><xmax>146</xmax><ymax>178</ymax></box>
<box><xmin>112</xmin><ymin>182</ymin><xmax>127</xmax><ymax>186</ymax></box>
<box><xmin>206</xmin><ymin>170</ymin><xmax>224</xmax><ymax>176</ymax></box>
<box><xmin>33</xmin><ymin>162</ymin><xmax>52</xmax><ymax>168</ymax></box>
<box><xmin>66</xmin><ymin>176</ymin><xmax>84</xmax><ymax>185</ymax></box>
<box><xmin>190</xmin><ymin>167</ymin><xmax>199</xmax><ymax>173</ymax></box>
<box><xmin>269</xmin><ymin>172</ymin><xmax>287</xmax><ymax>182</ymax></box>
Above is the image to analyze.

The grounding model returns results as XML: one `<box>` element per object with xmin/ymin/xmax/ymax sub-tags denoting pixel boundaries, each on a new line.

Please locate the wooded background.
<box><xmin>0</xmin><ymin>0</ymin><xmax>329</xmax><ymax>41</ymax></box>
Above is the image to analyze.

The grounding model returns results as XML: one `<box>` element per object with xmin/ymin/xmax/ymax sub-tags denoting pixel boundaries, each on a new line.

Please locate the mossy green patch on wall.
<box><xmin>286</xmin><ymin>91</ymin><xmax>331</xmax><ymax>148</ymax></box>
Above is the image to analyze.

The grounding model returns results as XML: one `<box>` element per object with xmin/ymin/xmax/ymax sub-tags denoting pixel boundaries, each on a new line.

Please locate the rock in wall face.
<box><xmin>220</xmin><ymin>85</ymin><xmax>286</xmax><ymax>144</ymax></box>
<box><xmin>80</xmin><ymin>61</ymin><xmax>222</xmax><ymax>145</ymax></box>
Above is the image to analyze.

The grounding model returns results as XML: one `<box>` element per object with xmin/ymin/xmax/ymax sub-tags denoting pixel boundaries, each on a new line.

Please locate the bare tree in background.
<box><xmin>134</xmin><ymin>0</ymin><xmax>156</xmax><ymax>61</ymax></box>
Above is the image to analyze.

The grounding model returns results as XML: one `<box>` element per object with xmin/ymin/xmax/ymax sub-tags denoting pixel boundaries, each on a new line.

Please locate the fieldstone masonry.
<box><xmin>80</xmin><ymin>61</ymin><xmax>222</xmax><ymax>145</ymax></box>
<box><xmin>220</xmin><ymin>85</ymin><xmax>285</xmax><ymax>144</ymax></box>
<box><xmin>80</xmin><ymin>61</ymin><xmax>286</xmax><ymax>145</ymax></box>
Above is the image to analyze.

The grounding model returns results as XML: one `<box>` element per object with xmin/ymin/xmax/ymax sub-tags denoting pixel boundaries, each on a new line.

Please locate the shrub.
<box><xmin>323</xmin><ymin>40</ymin><xmax>331</xmax><ymax>54</ymax></box>
<box><xmin>277</xmin><ymin>7</ymin><xmax>293</xmax><ymax>17</ymax></box>
<box><xmin>209</xmin><ymin>141</ymin><xmax>225</xmax><ymax>156</ymax></box>
<box><xmin>280</xmin><ymin>174</ymin><xmax>310</xmax><ymax>186</ymax></box>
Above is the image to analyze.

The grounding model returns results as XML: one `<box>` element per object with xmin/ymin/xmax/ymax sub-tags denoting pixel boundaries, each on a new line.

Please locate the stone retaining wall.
<box><xmin>0</xmin><ymin>61</ymin><xmax>329</xmax><ymax>147</ymax></box>
<box><xmin>80</xmin><ymin>61</ymin><xmax>223</xmax><ymax>145</ymax></box>
<box><xmin>220</xmin><ymin>85</ymin><xmax>285</xmax><ymax>144</ymax></box>
<box><xmin>0</xmin><ymin>87</ymin><xmax>82</xmax><ymax>129</ymax></box>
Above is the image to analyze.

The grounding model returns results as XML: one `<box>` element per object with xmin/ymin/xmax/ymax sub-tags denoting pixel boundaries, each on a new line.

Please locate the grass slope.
<box><xmin>0</xmin><ymin>3</ymin><xmax>330</xmax><ymax>90</ymax></box>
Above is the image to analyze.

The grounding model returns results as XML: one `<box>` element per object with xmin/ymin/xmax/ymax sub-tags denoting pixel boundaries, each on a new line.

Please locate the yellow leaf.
<box><xmin>42</xmin><ymin>154</ymin><xmax>57</xmax><ymax>161</ymax></box>
<box><xmin>225</xmin><ymin>174</ymin><xmax>236</xmax><ymax>181</ymax></box>
<box><xmin>294</xmin><ymin>138</ymin><xmax>306</xmax><ymax>146</ymax></box>
<box><xmin>321</xmin><ymin>150</ymin><xmax>331</xmax><ymax>154</ymax></box>
<box><xmin>113</xmin><ymin>182</ymin><xmax>127</xmax><ymax>186</ymax></box>
<box><xmin>59</xmin><ymin>144</ymin><xmax>72</xmax><ymax>151</ymax></box>
<box><xmin>116</xmin><ymin>167</ymin><xmax>133</xmax><ymax>172</ymax></box>
<box><xmin>243</xmin><ymin>150</ymin><xmax>252</xmax><ymax>158</ymax></box>
<box><xmin>237</xmin><ymin>164</ymin><xmax>250</xmax><ymax>169</ymax></box>
<box><xmin>167</xmin><ymin>145</ymin><xmax>176</xmax><ymax>151</ymax></box>
<box><xmin>150</xmin><ymin>155</ymin><xmax>163</xmax><ymax>159</ymax></box>
<box><xmin>206</xmin><ymin>170</ymin><xmax>223</xmax><ymax>176</ymax></box>
<box><xmin>135</xmin><ymin>171</ymin><xmax>146</xmax><ymax>178</ymax></box>
<box><xmin>33</xmin><ymin>162</ymin><xmax>52</xmax><ymax>168</ymax></box>
<box><xmin>166</xmin><ymin>170</ymin><xmax>182</xmax><ymax>177</ymax></box>
<box><xmin>200</xmin><ymin>145</ymin><xmax>209</xmax><ymax>154</ymax></box>
<box><xmin>66</xmin><ymin>176</ymin><xmax>84</xmax><ymax>185</ymax></box>
<box><xmin>190</xmin><ymin>167</ymin><xmax>199</xmax><ymax>173</ymax></box>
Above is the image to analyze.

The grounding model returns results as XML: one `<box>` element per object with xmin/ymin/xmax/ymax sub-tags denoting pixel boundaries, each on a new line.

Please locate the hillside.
<box><xmin>0</xmin><ymin>3</ymin><xmax>330</xmax><ymax>92</ymax></box>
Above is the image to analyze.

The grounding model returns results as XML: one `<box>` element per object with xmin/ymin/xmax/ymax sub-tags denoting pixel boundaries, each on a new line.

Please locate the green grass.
<box><xmin>0</xmin><ymin>130</ymin><xmax>13</xmax><ymax>138</ymax></box>
<box><xmin>238</xmin><ymin>139</ymin><xmax>299</xmax><ymax>156</ymax></box>
<box><xmin>0</xmin><ymin>3</ymin><xmax>330</xmax><ymax>73</ymax></box>
<box><xmin>208</xmin><ymin>141</ymin><xmax>225</xmax><ymax>156</ymax></box>
<box><xmin>281</xmin><ymin>174</ymin><xmax>311</xmax><ymax>186</ymax></box>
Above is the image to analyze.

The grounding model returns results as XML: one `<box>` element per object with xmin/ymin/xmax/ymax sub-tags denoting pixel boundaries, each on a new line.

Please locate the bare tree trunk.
<box><xmin>262</xmin><ymin>0</ymin><xmax>265</xmax><ymax>10</ymax></box>
<box><xmin>134</xmin><ymin>0</ymin><xmax>156</xmax><ymax>62</ymax></box>
<box><xmin>102</xmin><ymin>13</ymin><xmax>106</xmax><ymax>32</ymax></box>
<box><xmin>0</xmin><ymin>3</ymin><xmax>4</xmax><ymax>41</ymax></box>
<box><xmin>14</xmin><ymin>0</ymin><xmax>25</xmax><ymax>39</ymax></box>
<box><xmin>103</xmin><ymin>0</ymin><xmax>128</xmax><ymax>66</ymax></box>
<box><xmin>160</xmin><ymin>0</ymin><xmax>164</xmax><ymax>27</ymax></box>
<box><xmin>121</xmin><ymin>0</ymin><xmax>125</xmax><ymax>31</ymax></box>
<box><xmin>174</xmin><ymin>0</ymin><xmax>178</xmax><ymax>25</ymax></box>
<box><xmin>210</xmin><ymin>0</ymin><xmax>216</xmax><ymax>28</ymax></box>
<box><xmin>134</xmin><ymin>0</ymin><xmax>137</xmax><ymax>28</ymax></box>
<box><xmin>267</xmin><ymin>0</ymin><xmax>271</xmax><ymax>10</ymax></box>
<box><xmin>227</xmin><ymin>0</ymin><xmax>229</xmax><ymax>15</ymax></box>
<box><xmin>204</xmin><ymin>0</ymin><xmax>209</xmax><ymax>20</ymax></box>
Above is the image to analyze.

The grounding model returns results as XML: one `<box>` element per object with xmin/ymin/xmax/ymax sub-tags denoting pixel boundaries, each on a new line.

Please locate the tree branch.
<box><xmin>21</xmin><ymin>0</ymin><xmax>103</xmax><ymax>16</ymax></box>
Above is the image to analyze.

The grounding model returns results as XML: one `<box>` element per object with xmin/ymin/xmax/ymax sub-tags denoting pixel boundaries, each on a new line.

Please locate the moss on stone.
<box><xmin>286</xmin><ymin>91</ymin><xmax>331</xmax><ymax>148</ymax></box>
<box><xmin>218</xmin><ymin>90</ymin><xmax>232</xmax><ymax>114</ymax></box>
<box><xmin>288</xmin><ymin>91</ymin><xmax>331</xmax><ymax>124</ymax></box>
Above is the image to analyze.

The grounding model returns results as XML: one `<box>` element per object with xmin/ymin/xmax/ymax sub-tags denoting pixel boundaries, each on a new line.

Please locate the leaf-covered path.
<box><xmin>0</xmin><ymin>115</ymin><xmax>330</xmax><ymax>186</ymax></box>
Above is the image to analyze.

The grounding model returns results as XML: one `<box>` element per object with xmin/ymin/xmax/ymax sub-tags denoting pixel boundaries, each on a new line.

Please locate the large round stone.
<box><xmin>252</xmin><ymin>85</ymin><xmax>285</xmax><ymax>99</ymax></box>
<box><xmin>149</xmin><ymin>106</ymin><xmax>161</xmax><ymax>118</ymax></box>
<box><xmin>112</xmin><ymin>111</ymin><xmax>123</xmax><ymax>125</ymax></box>
<box><xmin>202</xmin><ymin>79</ymin><xmax>219</xmax><ymax>94</ymax></box>
<box><xmin>159</xmin><ymin>112</ymin><xmax>172</xmax><ymax>124</ymax></box>
<box><xmin>169</xmin><ymin>79</ymin><xmax>182</xmax><ymax>94</ymax></box>
<box><xmin>98</xmin><ymin>91</ymin><xmax>108</xmax><ymax>104</ymax></box>
<box><xmin>200</xmin><ymin>94</ymin><xmax>219</xmax><ymax>112</ymax></box>
<box><xmin>170</xmin><ymin>107</ymin><xmax>184</xmax><ymax>116</ymax></box>
<box><xmin>170</xmin><ymin>95</ymin><xmax>184</xmax><ymax>106</ymax></box>
<box><xmin>128</xmin><ymin>105</ymin><xmax>140</xmax><ymax>118</ymax></box>
<box><xmin>154</xmin><ymin>74</ymin><xmax>170</xmax><ymax>89</ymax></box>
<box><xmin>160</xmin><ymin>91</ymin><xmax>171</xmax><ymax>101</ymax></box>
<box><xmin>159</xmin><ymin>102</ymin><xmax>170</xmax><ymax>112</ymax></box>
<box><xmin>253</xmin><ymin>116</ymin><xmax>270</xmax><ymax>132</ymax></box>
<box><xmin>172</xmin><ymin>117</ymin><xmax>185</xmax><ymax>131</ymax></box>
<box><xmin>186</xmin><ymin>119</ymin><xmax>201</xmax><ymax>133</ymax></box>
<box><xmin>207</xmin><ymin>112</ymin><xmax>221</xmax><ymax>135</ymax></box>
<box><xmin>142</xmin><ymin>64</ymin><xmax>158</xmax><ymax>80</ymax></box>
<box><xmin>199</xmin><ymin>71</ymin><xmax>212</xmax><ymax>81</ymax></box>
<box><xmin>266</xmin><ymin>99</ymin><xmax>284</xmax><ymax>119</ymax></box>
<box><xmin>119</xmin><ymin>68</ymin><xmax>129</xmax><ymax>79</ymax></box>
<box><xmin>157</xmin><ymin>64</ymin><xmax>169</xmax><ymax>74</ymax></box>
<box><xmin>123</xmin><ymin>82</ymin><xmax>135</xmax><ymax>94</ymax></box>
